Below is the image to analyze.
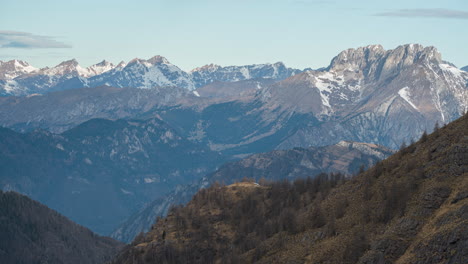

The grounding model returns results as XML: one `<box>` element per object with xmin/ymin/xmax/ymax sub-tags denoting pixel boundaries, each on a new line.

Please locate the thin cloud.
<box><xmin>375</xmin><ymin>8</ymin><xmax>468</xmax><ymax>19</ymax></box>
<box><xmin>0</xmin><ymin>31</ymin><xmax>71</xmax><ymax>49</ymax></box>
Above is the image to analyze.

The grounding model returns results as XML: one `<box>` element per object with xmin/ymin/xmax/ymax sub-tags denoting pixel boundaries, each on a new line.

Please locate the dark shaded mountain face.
<box><xmin>111</xmin><ymin>112</ymin><xmax>468</xmax><ymax>264</ymax></box>
<box><xmin>111</xmin><ymin>141</ymin><xmax>394</xmax><ymax>242</ymax></box>
<box><xmin>462</xmin><ymin>65</ymin><xmax>468</xmax><ymax>72</ymax></box>
<box><xmin>0</xmin><ymin>190</ymin><xmax>123</xmax><ymax>264</ymax></box>
<box><xmin>0</xmin><ymin>57</ymin><xmax>301</xmax><ymax>96</ymax></box>
<box><xmin>0</xmin><ymin>117</ymin><xmax>223</xmax><ymax>235</ymax></box>
<box><xmin>0</xmin><ymin>85</ymin><xmax>194</xmax><ymax>133</ymax></box>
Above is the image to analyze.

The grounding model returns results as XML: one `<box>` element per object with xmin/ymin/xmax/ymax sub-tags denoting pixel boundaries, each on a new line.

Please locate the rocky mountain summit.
<box><xmin>258</xmin><ymin>44</ymin><xmax>467</xmax><ymax>149</ymax></box>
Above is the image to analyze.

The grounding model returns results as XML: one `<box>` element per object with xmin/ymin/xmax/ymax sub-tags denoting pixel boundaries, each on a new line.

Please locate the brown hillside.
<box><xmin>0</xmin><ymin>191</ymin><xmax>123</xmax><ymax>264</ymax></box>
<box><xmin>111</xmin><ymin>113</ymin><xmax>468</xmax><ymax>264</ymax></box>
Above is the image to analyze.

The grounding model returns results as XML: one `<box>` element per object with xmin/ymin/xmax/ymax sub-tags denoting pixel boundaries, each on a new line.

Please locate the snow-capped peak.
<box><xmin>0</xmin><ymin>59</ymin><xmax>39</xmax><ymax>79</ymax></box>
<box><xmin>116</xmin><ymin>61</ymin><xmax>127</xmax><ymax>68</ymax></box>
<box><xmin>147</xmin><ymin>55</ymin><xmax>170</xmax><ymax>65</ymax></box>
<box><xmin>86</xmin><ymin>60</ymin><xmax>116</xmax><ymax>76</ymax></box>
<box><xmin>190</xmin><ymin>64</ymin><xmax>222</xmax><ymax>73</ymax></box>
<box><xmin>126</xmin><ymin>56</ymin><xmax>171</xmax><ymax>68</ymax></box>
<box><xmin>41</xmin><ymin>59</ymin><xmax>91</xmax><ymax>77</ymax></box>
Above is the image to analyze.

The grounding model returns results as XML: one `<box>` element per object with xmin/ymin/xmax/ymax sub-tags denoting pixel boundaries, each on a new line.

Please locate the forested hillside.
<box><xmin>112</xmin><ymin>113</ymin><xmax>468</xmax><ymax>263</ymax></box>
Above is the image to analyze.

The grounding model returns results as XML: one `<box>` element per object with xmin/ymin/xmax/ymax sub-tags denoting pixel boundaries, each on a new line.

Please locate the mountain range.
<box><xmin>0</xmin><ymin>57</ymin><xmax>301</xmax><ymax>96</ymax></box>
<box><xmin>111</xmin><ymin>112</ymin><xmax>468</xmax><ymax>264</ymax></box>
<box><xmin>0</xmin><ymin>43</ymin><xmax>467</xmax><ymax>242</ymax></box>
<box><xmin>0</xmin><ymin>44</ymin><xmax>466</xmax><ymax>151</ymax></box>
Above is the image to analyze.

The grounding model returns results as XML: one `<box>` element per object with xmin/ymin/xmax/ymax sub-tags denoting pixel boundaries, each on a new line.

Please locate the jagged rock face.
<box><xmin>111</xmin><ymin>141</ymin><xmax>393</xmax><ymax>243</ymax></box>
<box><xmin>260</xmin><ymin>44</ymin><xmax>468</xmax><ymax>149</ymax></box>
<box><xmin>0</xmin><ymin>118</ymin><xmax>223</xmax><ymax>235</ymax></box>
<box><xmin>0</xmin><ymin>57</ymin><xmax>302</xmax><ymax>96</ymax></box>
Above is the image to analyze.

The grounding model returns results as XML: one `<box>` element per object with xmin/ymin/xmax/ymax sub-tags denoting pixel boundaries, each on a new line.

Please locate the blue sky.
<box><xmin>1</xmin><ymin>0</ymin><xmax>467</xmax><ymax>70</ymax></box>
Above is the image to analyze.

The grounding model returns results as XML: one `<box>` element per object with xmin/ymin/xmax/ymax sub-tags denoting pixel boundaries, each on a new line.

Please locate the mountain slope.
<box><xmin>111</xmin><ymin>112</ymin><xmax>468</xmax><ymax>263</ymax></box>
<box><xmin>462</xmin><ymin>65</ymin><xmax>468</xmax><ymax>72</ymax></box>
<box><xmin>111</xmin><ymin>141</ymin><xmax>394</xmax><ymax>242</ymax></box>
<box><xmin>0</xmin><ymin>117</ymin><xmax>223</xmax><ymax>235</ymax></box>
<box><xmin>0</xmin><ymin>190</ymin><xmax>123</xmax><ymax>264</ymax></box>
<box><xmin>0</xmin><ymin>85</ymin><xmax>192</xmax><ymax>133</ymax></box>
<box><xmin>190</xmin><ymin>62</ymin><xmax>301</xmax><ymax>87</ymax></box>
<box><xmin>193</xmin><ymin>78</ymin><xmax>275</xmax><ymax>98</ymax></box>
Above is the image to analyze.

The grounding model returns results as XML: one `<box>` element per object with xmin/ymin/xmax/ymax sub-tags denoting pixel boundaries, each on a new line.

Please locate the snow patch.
<box><xmin>56</xmin><ymin>144</ymin><xmax>65</xmax><ymax>151</ymax></box>
<box><xmin>193</xmin><ymin>90</ymin><xmax>200</xmax><ymax>97</ymax></box>
<box><xmin>398</xmin><ymin>87</ymin><xmax>418</xmax><ymax>111</ymax></box>
<box><xmin>144</xmin><ymin>178</ymin><xmax>156</xmax><ymax>183</ymax></box>
<box><xmin>121</xmin><ymin>188</ymin><xmax>133</xmax><ymax>195</ymax></box>
<box><xmin>440</xmin><ymin>64</ymin><xmax>464</xmax><ymax>79</ymax></box>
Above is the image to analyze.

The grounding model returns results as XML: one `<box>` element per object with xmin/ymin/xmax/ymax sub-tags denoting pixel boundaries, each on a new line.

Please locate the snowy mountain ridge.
<box><xmin>0</xmin><ymin>56</ymin><xmax>302</xmax><ymax>96</ymax></box>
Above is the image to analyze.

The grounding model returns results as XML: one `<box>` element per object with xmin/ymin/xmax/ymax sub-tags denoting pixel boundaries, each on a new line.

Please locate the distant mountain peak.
<box><xmin>40</xmin><ymin>58</ymin><xmax>90</xmax><ymax>77</ymax></box>
<box><xmin>461</xmin><ymin>65</ymin><xmax>468</xmax><ymax>72</ymax></box>
<box><xmin>95</xmin><ymin>59</ymin><xmax>112</xmax><ymax>66</ymax></box>
<box><xmin>328</xmin><ymin>43</ymin><xmax>442</xmax><ymax>77</ymax></box>
<box><xmin>0</xmin><ymin>59</ymin><xmax>39</xmax><ymax>79</ymax></box>
<box><xmin>58</xmin><ymin>58</ymin><xmax>79</xmax><ymax>67</ymax></box>
<box><xmin>116</xmin><ymin>61</ymin><xmax>127</xmax><ymax>68</ymax></box>
<box><xmin>87</xmin><ymin>60</ymin><xmax>116</xmax><ymax>76</ymax></box>
<box><xmin>147</xmin><ymin>55</ymin><xmax>170</xmax><ymax>65</ymax></box>
<box><xmin>190</xmin><ymin>63</ymin><xmax>222</xmax><ymax>73</ymax></box>
<box><xmin>272</xmin><ymin>61</ymin><xmax>286</xmax><ymax>66</ymax></box>
<box><xmin>127</xmin><ymin>58</ymin><xmax>145</xmax><ymax>65</ymax></box>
